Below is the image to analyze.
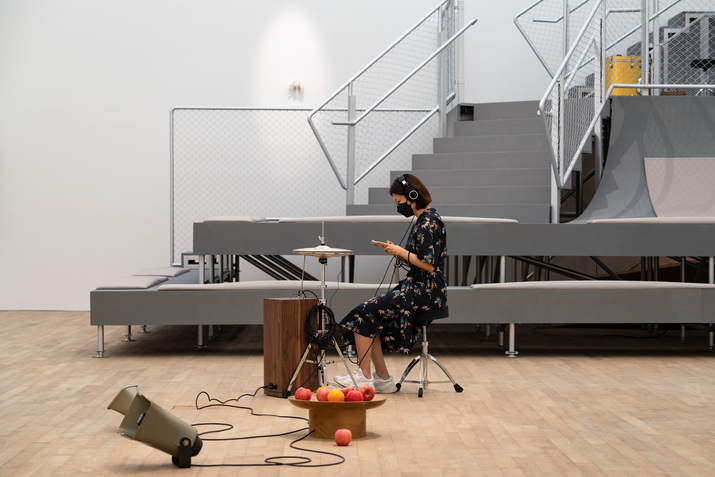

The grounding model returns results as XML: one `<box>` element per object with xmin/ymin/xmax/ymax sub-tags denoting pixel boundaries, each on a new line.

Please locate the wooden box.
<box><xmin>263</xmin><ymin>297</ymin><xmax>318</xmax><ymax>397</ymax></box>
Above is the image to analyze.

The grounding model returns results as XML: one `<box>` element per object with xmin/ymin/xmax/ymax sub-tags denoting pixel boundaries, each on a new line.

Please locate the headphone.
<box><xmin>397</xmin><ymin>175</ymin><xmax>419</xmax><ymax>202</ymax></box>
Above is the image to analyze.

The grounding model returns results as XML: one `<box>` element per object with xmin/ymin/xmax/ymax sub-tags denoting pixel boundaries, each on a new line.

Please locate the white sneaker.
<box><xmin>373</xmin><ymin>375</ymin><xmax>398</xmax><ymax>394</ymax></box>
<box><xmin>334</xmin><ymin>368</ymin><xmax>373</xmax><ymax>388</ymax></box>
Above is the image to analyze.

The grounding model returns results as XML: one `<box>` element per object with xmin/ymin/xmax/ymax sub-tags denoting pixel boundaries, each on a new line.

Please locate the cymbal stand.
<box><xmin>284</xmin><ymin>255</ymin><xmax>357</xmax><ymax>397</ymax></box>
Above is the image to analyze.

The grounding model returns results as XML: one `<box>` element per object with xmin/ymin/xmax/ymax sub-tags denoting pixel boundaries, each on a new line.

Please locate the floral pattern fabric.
<box><xmin>339</xmin><ymin>208</ymin><xmax>447</xmax><ymax>353</ymax></box>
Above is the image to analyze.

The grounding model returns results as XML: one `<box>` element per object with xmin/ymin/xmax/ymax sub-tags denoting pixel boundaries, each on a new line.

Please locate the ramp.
<box><xmin>574</xmin><ymin>96</ymin><xmax>715</xmax><ymax>222</ymax></box>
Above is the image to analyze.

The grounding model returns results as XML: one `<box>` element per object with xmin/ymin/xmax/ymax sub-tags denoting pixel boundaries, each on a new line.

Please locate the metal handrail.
<box><xmin>310</xmin><ymin>0</ymin><xmax>450</xmax><ymax>119</ymax></box>
<box><xmin>538</xmin><ymin>0</ymin><xmax>693</xmax><ymax>189</ymax></box>
<box><xmin>537</xmin><ymin>0</ymin><xmax>605</xmax><ymax>188</ymax></box>
<box><xmin>532</xmin><ymin>0</ymin><xmax>593</xmax><ymax>24</ymax></box>
<box><xmin>307</xmin><ymin>1</ymin><xmax>476</xmax><ymax>194</ymax></box>
<box><xmin>565</xmin><ymin>84</ymin><xmax>715</xmax><ymax>185</ymax></box>
<box><xmin>354</xmin><ymin>92</ymin><xmax>455</xmax><ymax>185</ymax></box>
<box><xmin>514</xmin><ymin>0</ymin><xmax>596</xmax><ymax>77</ymax></box>
<box><xmin>332</xmin><ymin>20</ymin><xmax>477</xmax><ymax>129</ymax></box>
<box><xmin>538</xmin><ymin>0</ymin><xmax>604</xmax><ymax>118</ymax></box>
<box><xmin>306</xmin><ymin>0</ymin><xmax>453</xmax><ymax>191</ymax></box>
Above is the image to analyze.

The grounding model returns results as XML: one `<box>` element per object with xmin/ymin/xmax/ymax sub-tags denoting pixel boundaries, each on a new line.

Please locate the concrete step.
<box><xmin>369</xmin><ymin>185</ymin><xmax>551</xmax><ymax>205</ymax></box>
<box><xmin>434</xmin><ymin>133</ymin><xmax>550</xmax><ymax>154</ymax></box>
<box><xmin>463</xmin><ymin>100</ymin><xmax>540</xmax><ymax>120</ymax></box>
<box><xmin>412</xmin><ymin>150</ymin><xmax>552</xmax><ymax>170</ymax></box>
<box><xmin>347</xmin><ymin>203</ymin><xmax>551</xmax><ymax>224</ymax></box>
<box><xmin>454</xmin><ymin>117</ymin><xmax>545</xmax><ymax>137</ymax></box>
<box><xmin>389</xmin><ymin>168</ymin><xmax>551</xmax><ymax>187</ymax></box>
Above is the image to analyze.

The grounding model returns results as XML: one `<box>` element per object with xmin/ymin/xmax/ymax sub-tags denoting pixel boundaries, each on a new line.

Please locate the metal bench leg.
<box><xmin>208</xmin><ymin>324</ymin><xmax>215</xmax><ymax>341</ymax></box>
<box><xmin>122</xmin><ymin>325</ymin><xmax>135</xmax><ymax>342</ymax></box>
<box><xmin>140</xmin><ymin>325</ymin><xmax>149</xmax><ymax>334</ymax></box>
<box><xmin>505</xmin><ymin>323</ymin><xmax>518</xmax><ymax>358</ymax></box>
<box><xmin>196</xmin><ymin>325</ymin><xmax>207</xmax><ymax>350</ymax></box>
<box><xmin>94</xmin><ymin>325</ymin><xmax>107</xmax><ymax>358</ymax></box>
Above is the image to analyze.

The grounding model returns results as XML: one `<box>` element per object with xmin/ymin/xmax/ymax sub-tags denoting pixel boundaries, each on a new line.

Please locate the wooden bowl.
<box><xmin>288</xmin><ymin>395</ymin><xmax>386</xmax><ymax>438</ymax></box>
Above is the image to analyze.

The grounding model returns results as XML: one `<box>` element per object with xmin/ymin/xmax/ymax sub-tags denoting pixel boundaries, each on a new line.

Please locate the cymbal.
<box><xmin>293</xmin><ymin>244</ymin><xmax>354</xmax><ymax>258</ymax></box>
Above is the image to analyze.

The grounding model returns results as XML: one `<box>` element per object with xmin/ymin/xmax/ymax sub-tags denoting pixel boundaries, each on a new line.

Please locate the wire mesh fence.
<box><xmin>170</xmin><ymin>108</ymin><xmax>437</xmax><ymax>264</ymax></box>
<box><xmin>170</xmin><ymin>1</ymin><xmax>465</xmax><ymax>263</ymax></box>
<box><xmin>171</xmin><ymin>108</ymin><xmax>345</xmax><ymax>264</ymax></box>
<box><xmin>515</xmin><ymin>0</ymin><xmax>602</xmax><ymax>77</ymax></box>
<box><xmin>526</xmin><ymin>0</ymin><xmax>715</xmax><ymax>189</ymax></box>
<box><xmin>308</xmin><ymin>0</ymin><xmax>459</xmax><ymax>200</ymax></box>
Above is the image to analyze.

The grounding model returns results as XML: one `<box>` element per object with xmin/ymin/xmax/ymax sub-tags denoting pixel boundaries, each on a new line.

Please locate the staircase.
<box><xmin>347</xmin><ymin>100</ymin><xmax>552</xmax><ymax>223</ymax></box>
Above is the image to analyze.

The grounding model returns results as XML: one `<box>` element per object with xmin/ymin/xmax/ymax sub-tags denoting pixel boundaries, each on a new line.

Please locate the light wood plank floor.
<box><xmin>2</xmin><ymin>311</ymin><xmax>715</xmax><ymax>476</ymax></box>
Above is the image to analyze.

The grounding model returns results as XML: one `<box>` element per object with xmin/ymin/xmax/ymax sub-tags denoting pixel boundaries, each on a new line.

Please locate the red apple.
<box><xmin>359</xmin><ymin>385</ymin><xmax>375</xmax><ymax>401</ymax></box>
<box><xmin>316</xmin><ymin>387</ymin><xmax>330</xmax><ymax>402</ymax></box>
<box><xmin>294</xmin><ymin>387</ymin><xmax>312</xmax><ymax>401</ymax></box>
<box><xmin>340</xmin><ymin>386</ymin><xmax>355</xmax><ymax>397</ymax></box>
<box><xmin>346</xmin><ymin>390</ymin><xmax>364</xmax><ymax>402</ymax></box>
<box><xmin>334</xmin><ymin>428</ymin><xmax>352</xmax><ymax>446</ymax></box>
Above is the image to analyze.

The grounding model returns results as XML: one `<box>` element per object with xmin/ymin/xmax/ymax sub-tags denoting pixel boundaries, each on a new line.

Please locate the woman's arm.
<box><xmin>376</xmin><ymin>240</ymin><xmax>434</xmax><ymax>273</ymax></box>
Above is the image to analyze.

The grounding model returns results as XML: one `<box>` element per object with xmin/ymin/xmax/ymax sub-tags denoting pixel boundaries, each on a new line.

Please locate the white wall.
<box><xmin>0</xmin><ymin>0</ymin><xmax>549</xmax><ymax>310</ymax></box>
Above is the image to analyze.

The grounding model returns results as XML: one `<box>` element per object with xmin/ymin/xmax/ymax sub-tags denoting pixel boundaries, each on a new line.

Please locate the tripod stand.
<box><xmin>283</xmin><ymin>242</ymin><xmax>358</xmax><ymax>397</ymax></box>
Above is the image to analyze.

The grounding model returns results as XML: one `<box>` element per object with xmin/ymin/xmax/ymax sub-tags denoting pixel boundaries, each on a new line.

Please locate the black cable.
<box><xmin>190</xmin><ymin>386</ymin><xmax>345</xmax><ymax>468</ymax></box>
<box><xmin>301</xmin><ymin>289</ymin><xmax>319</xmax><ymax>301</ymax></box>
<box><xmin>304</xmin><ymin>304</ymin><xmax>336</xmax><ymax>348</ymax></box>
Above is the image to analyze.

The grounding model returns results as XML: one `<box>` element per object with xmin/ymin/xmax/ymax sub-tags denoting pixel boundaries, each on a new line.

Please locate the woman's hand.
<box><xmin>371</xmin><ymin>240</ymin><xmax>433</xmax><ymax>272</ymax></box>
<box><xmin>373</xmin><ymin>240</ymin><xmax>402</xmax><ymax>257</ymax></box>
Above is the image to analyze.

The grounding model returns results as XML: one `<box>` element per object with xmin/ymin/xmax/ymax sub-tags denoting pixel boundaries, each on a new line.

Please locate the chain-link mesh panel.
<box><xmin>309</xmin><ymin>0</ymin><xmax>456</xmax><ymax>197</ymax></box>
<box><xmin>657</xmin><ymin>4</ymin><xmax>715</xmax><ymax>94</ymax></box>
<box><xmin>171</xmin><ymin>108</ymin><xmax>438</xmax><ymax>264</ymax></box>
<box><xmin>171</xmin><ymin>109</ymin><xmax>345</xmax><ymax>264</ymax></box>
<box><xmin>533</xmin><ymin>0</ymin><xmax>715</xmax><ymax>187</ymax></box>
<box><xmin>539</xmin><ymin>1</ymin><xmax>605</xmax><ymax>183</ymax></box>
<box><xmin>516</xmin><ymin>0</ymin><xmax>601</xmax><ymax>77</ymax></box>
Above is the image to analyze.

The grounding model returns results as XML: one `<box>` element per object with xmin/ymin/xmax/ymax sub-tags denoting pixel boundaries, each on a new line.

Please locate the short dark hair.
<box><xmin>389</xmin><ymin>173</ymin><xmax>432</xmax><ymax>209</ymax></box>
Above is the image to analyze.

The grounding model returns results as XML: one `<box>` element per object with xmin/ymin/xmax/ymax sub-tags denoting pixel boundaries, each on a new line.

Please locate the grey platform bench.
<box><xmin>470</xmin><ymin>280</ymin><xmax>715</xmax><ymax>356</ymax></box>
<box><xmin>91</xmin><ymin>273</ymin><xmax>400</xmax><ymax>357</ymax></box>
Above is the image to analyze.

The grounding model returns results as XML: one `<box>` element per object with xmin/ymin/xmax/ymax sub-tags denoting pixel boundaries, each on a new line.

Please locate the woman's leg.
<box><xmin>354</xmin><ymin>333</ymin><xmax>375</xmax><ymax>379</ymax></box>
<box><xmin>354</xmin><ymin>334</ymin><xmax>390</xmax><ymax>380</ymax></box>
<box><xmin>370</xmin><ymin>338</ymin><xmax>391</xmax><ymax>379</ymax></box>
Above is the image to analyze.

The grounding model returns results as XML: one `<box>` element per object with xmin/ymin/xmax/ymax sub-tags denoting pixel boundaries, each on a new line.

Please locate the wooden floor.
<box><xmin>3</xmin><ymin>311</ymin><xmax>715</xmax><ymax>476</ymax></box>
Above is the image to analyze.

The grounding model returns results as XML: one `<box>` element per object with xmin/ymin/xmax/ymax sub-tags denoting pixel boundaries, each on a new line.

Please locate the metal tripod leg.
<box><xmin>284</xmin><ymin>337</ymin><xmax>358</xmax><ymax>397</ymax></box>
<box><xmin>284</xmin><ymin>342</ymin><xmax>316</xmax><ymax>397</ymax></box>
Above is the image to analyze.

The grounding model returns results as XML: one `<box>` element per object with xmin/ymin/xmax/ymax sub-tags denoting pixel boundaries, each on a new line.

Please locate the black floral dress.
<box><xmin>339</xmin><ymin>208</ymin><xmax>447</xmax><ymax>353</ymax></box>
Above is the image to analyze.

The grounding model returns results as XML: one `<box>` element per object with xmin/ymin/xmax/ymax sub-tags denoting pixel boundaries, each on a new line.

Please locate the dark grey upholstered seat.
<box><xmin>396</xmin><ymin>306</ymin><xmax>463</xmax><ymax>397</ymax></box>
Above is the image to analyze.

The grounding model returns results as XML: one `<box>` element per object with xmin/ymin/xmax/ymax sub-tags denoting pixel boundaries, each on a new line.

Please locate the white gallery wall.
<box><xmin>0</xmin><ymin>0</ymin><xmax>549</xmax><ymax>310</ymax></box>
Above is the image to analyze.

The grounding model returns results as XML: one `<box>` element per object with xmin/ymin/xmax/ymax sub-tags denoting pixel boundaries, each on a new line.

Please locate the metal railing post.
<box><xmin>553</xmin><ymin>73</ymin><xmax>565</xmax><ymax>223</ymax></box>
<box><xmin>438</xmin><ymin>3</ymin><xmax>448</xmax><ymax>138</ymax></box>
<box><xmin>457</xmin><ymin>1</ymin><xmax>465</xmax><ymax>105</ymax></box>
<box><xmin>595</xmin><ymin>2</ymin><xmax>607</xmax><ymax>187</ymax></box>
<box><xmin>651</xmin><ymin>0</ymin><xmax>661</xmax><ymax>92</ymax></box>
<box><xmin>551</xmin><ymin>0</ymin><xmax>570</xmax><ymax>224</ymax></box>
<box><xmin>641</xmin><ymin>0</ymin><xmax>650</xmax><ymax>91</ymax></box>
<box><xmin>346</xmin><ymin>91</ymin><xmax>357</xmax><ymax>206</ymax></box>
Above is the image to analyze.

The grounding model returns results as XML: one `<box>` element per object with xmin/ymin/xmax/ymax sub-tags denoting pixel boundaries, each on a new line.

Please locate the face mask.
<box><xmin>397</xmin><ymin>202</ymin><xmax>414</xmax><ymax>218</ymax></box>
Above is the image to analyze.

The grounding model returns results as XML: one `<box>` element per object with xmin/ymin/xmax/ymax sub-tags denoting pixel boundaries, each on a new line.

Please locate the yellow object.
<box><xmin>327</xmin><ymin>389</ymin><xmax>345</xmax><ymax>402</ymax></box>
<box><xmin>606</xmin><ymin>56</ymin><xmax>641</xmax><ymax>96</ymax></box>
